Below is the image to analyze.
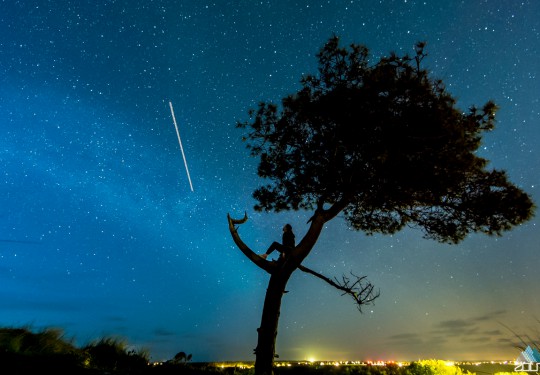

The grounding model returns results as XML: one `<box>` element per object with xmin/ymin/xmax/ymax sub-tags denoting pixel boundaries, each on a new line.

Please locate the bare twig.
<box><xmin>298</xmin><ymin>265</ymin><xmax>379</xmax><ymax>312</ymax></box>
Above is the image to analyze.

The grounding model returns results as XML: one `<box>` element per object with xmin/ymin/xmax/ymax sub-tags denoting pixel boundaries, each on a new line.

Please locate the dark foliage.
<box><xmin>232</xmin><ymin>35</ymin><xmax>535</xmax><ymax>374</ymax></box>
<box><xmin>237</xmin><ymin>36</ymin><xmax>534</xmax><ymax>244</ymax></box>
<box><xmin>0</xmin><ymin>327</ymin><xmax>509</xmax><ymax>375</ymax></box>
<box><xmin>0</xmin><ymin>326</ymin><xmax>199</xmax><ymax>374</ymax></box>
<box><xmin>83</xmin><ymin>337</ymin><xmax>150</xmax><ymax>374</ymax></box>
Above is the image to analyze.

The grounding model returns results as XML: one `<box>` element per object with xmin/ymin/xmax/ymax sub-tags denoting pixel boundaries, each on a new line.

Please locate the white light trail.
<box><xmin>169</xmin><ymin>101</ymin><xmax>194</xmax><ymax>192</ymax></box>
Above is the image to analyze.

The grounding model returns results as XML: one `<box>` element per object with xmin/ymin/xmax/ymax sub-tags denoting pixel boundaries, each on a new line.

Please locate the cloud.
<box><xmin>388</xmin><ymin>333</ymin><xmax>422</xmax><ymax>341</ymax></box>
<box><xmin>386</xmin><ymin>312</ymin><xmax>511</xmax><ymax>358</ymax></box>
<box><xmin>462</xmin><ymin>336</ymin><xmax>493</xmax><ymax>343</ymax></box>
<box><xmin>473</xmin><ymin>310</ymin><xmax>507</xmax><ymax>321</ymax></box>
<box><xmin>483</xmin><ymin>329</ymin><xmax>503</xmax><ymax>336</ymax></box>
<box><xmin>432</xmin><ymin>313</ymin><xmax>507</xmax><ymax>339</ymax></box>
<box><xmin>153</xmin><ymin>328</ymin><xmax>177</xmax><ymax>337</ymax></box>
<box><xmin>105</xmin><ymin>315</ymin><xmax>127</xmax><ymax>323</ymax></box>
<box><xmin>432</xmin><ymin>319</ymin><xmax>478</xmax><ymax>337</ymax></box>
<box><xmin>387</xmin><ymin>331</ymin><xmax>449</xmax><ymax>348</ymax></box>
<box><xmin>437</xmin><ymin>319</ymin><xmax>476</xmax><ymax>330</ymax></box>
<box><xmin>0</xmin><ymin>297</ymin><xmax>86</xmax><ymax>312</ymax></box>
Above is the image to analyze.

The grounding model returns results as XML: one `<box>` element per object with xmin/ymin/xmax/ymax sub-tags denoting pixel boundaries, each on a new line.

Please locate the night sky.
<box><xmin>1</xmin><ymin>0</ymin><xmax>539</xmax><ymax>363</ymax></box>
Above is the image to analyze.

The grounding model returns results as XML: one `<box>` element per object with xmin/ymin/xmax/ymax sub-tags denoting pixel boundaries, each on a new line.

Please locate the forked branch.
<box><xmin>227</xmin><ymin>212</ymin><xmax>276</xmax><ymax>274</ymax></box>
<box><xmin>298</xmin><ymin>265</ymin><xmax>379</xmax><ymax>312</ymax></box>
<box><xmin>230</xmin><ymin>211</ymin><xmax>248</xmax><ymax>225</ymax></box>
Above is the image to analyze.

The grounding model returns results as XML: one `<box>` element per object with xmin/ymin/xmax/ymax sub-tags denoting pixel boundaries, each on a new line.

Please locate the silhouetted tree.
<box><xmin>171</xmin><ymin>351</ymin><xmax>192</xmax><ymax>364</ymax></box>
<box><xmin>228</xmin><ymin>36</ymin><xmax>535</xmax><ymax>375</ymax></box>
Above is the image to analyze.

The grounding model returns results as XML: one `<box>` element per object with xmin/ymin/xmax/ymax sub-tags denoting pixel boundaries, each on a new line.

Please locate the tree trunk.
<box><xmin>226</xmin><ymin>211</ymin><xmax>331</xmax><ymax>375</ymax></box>
<box><xmin>254</xmin><ymin>267</ymin><xmax>292</xmax><ymax>375</ymax></box>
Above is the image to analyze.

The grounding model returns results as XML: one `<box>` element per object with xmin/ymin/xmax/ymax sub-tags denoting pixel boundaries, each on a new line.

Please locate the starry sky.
<box><xmin>1</xmin><ymin>0</ymin><xmax>539</xmax><ymax>363</ymax></box>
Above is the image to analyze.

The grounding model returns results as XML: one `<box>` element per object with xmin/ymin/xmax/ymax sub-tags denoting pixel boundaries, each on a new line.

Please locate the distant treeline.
<box><xmin>0</xmin><ymin>326</ymin><xmax>520</xmax><ymax>374</ymax></box>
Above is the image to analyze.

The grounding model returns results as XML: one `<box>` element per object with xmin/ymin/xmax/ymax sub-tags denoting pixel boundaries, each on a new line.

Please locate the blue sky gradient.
<box><xmin>1</xmin><ymin>0</ymin><xmax>539</xmax><ymax>363</ymax></box>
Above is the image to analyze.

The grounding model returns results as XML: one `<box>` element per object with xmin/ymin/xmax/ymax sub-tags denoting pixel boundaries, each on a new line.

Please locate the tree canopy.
<box><xmin>232</xmin><ymin>36</ymin><xmax>535</xmax><ymax>374</ymax></box>
<box><xmin>237</xmin><ymin>36</ymin><xmax>534</xmax><ymax>244</ymax></box>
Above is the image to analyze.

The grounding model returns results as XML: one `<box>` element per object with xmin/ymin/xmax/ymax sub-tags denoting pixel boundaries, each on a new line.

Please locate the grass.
<box><xmin>0</xmin><ymin>326</ymin><xmax>522</xmax><ymax>374</ymax></box>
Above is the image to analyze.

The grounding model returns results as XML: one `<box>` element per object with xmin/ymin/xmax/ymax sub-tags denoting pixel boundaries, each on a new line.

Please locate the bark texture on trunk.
<box><xmin>254</xmin><ymin>268</ymin><xmax>292</xmax><ymax>375</ymax></box>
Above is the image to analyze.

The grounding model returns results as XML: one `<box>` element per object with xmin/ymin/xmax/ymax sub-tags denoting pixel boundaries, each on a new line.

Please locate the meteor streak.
<box><xmin>169</xmin><ymin>101</ymin><xmax>194</xmax><ymax>192</ymax></box>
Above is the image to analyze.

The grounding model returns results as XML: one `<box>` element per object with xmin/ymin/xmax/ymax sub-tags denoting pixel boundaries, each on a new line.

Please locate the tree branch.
<box><xmin>227</xmin><ymin>213</ymin><xmax>276</xmax><ymax>274</ymax></box>
<box><xmin>298</xmin><ymin>265</ymin><xmax>379</xmax><ymax>312</ymax></box>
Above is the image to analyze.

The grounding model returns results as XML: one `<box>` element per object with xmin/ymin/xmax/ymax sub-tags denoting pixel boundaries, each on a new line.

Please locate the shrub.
<box><xmin>409</xmin><ymin>360</ymin><xmax>474</xmax><ymax>375</ymax></box>
<box><xmin>83</xmin><ymin>336</ymin><xmax>150</xmax><ymax>373</ymax></box>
